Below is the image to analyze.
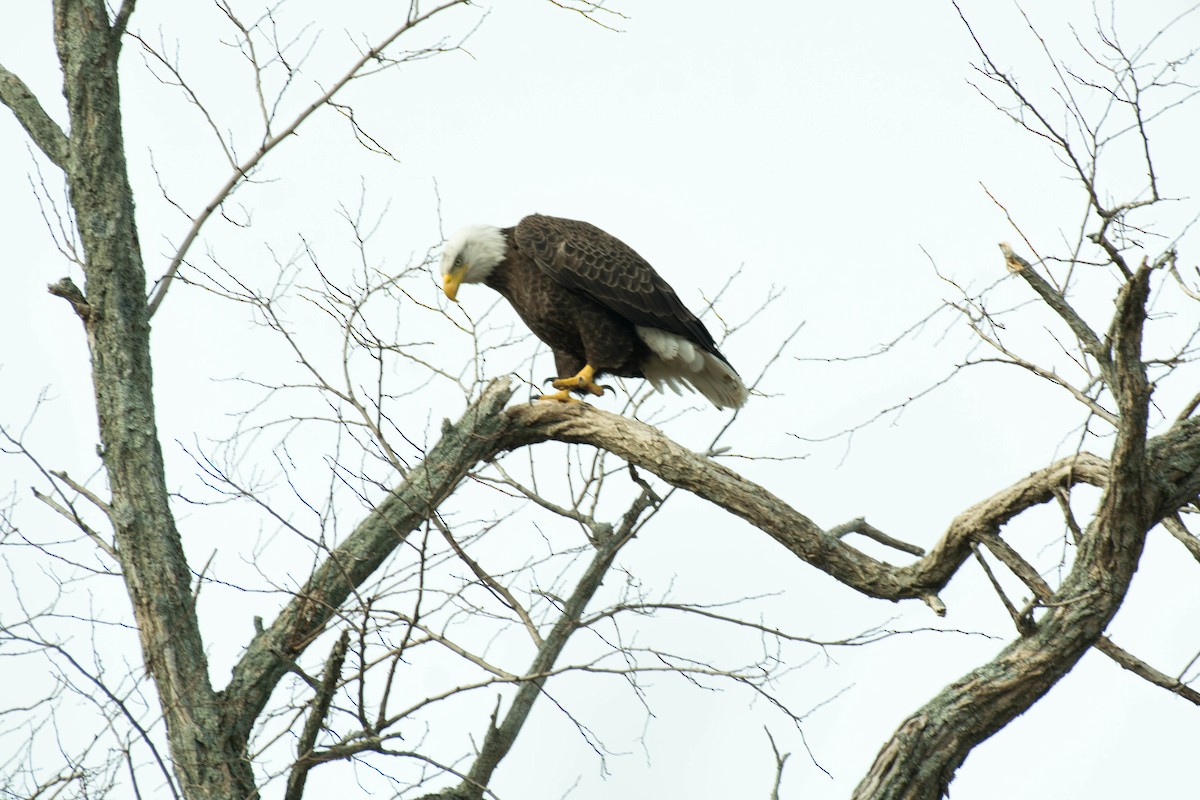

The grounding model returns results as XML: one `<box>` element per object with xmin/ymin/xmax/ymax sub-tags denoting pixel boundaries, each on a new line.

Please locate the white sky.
<box><xmin>2</xmin><ymin>1</ymin><xmax>1199</xmax><ymax>798</ymax></box>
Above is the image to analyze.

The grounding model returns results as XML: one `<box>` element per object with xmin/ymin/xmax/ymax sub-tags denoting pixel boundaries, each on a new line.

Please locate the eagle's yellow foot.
<box><xmin>551</xmin><ymin>365</ymin><xmax>606</xmax><ymax>397</ymax></box>
<box><xmin>536</xmin><ymin>389</ymin><xmax>583</xmax><ymax>403</ymax></box>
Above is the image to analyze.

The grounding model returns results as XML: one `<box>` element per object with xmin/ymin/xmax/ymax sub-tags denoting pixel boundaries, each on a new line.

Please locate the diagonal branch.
<box><xmin>284</xmin><ymin>630</ymin><xmax>350</xmax><ymax>800</ymax></box>
<box><xmin>1163</xmin><ymin>515</ymin><xmax>1200</xmax><ymax>563</ymax></box>
<box><xmin>503</xmin><ymin>403</ymin><xmax>1113</xmax><ymax>607</ymax></box>
<box><xmin>999</xmin><ymin>243</ymin><xmax>1111</xmax><ymax>376</ymax></box>
<box><xmin>456</xmin><ymin>493</ymin><xmax>645</xmax><ymax>800</ymax></box>
<box><xmin>0</xmin><ymin>64</ymin><xmax>69</xmax><ymax>169</ymax></box>
<box><xmin>434</xmin><ymin>515</ymin><xmax>544</xmax><ymax>648</ymax></box>
<box><xmin>1097</xmin><ymin>635</ymin><xmax>1200</xmax><ymax>705</ymax></box>
<box><xmin>983</xmin><ymin>528</ymin><xmax>1200</xmax><ymax>704</ymax></box>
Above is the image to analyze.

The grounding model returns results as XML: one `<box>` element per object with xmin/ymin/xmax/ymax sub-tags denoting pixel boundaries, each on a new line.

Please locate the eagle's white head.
<box><xmin>439</xmin><ymin>224</ymin><xmax>507</xmax><ymax>301</ymax></box>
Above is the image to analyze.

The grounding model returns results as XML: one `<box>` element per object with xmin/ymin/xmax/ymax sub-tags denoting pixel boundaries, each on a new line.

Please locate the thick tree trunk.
<box><xmin>53</xmin><ymin>2</ymin><xmax>257</xmax><ymax>797</ymax></box>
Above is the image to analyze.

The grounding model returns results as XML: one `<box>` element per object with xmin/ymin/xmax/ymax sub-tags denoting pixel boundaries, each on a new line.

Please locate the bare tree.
<box><xmin>1</xmin><ymin>3</ymin><xmax>1198</xmax><ymax>800</ymax></box>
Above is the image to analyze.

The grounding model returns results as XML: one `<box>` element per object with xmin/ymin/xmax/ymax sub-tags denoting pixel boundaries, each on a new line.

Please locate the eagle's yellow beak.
<box><xmin>443</xmin><ymin>268</ymin><xmax>464</xmax><ymax>303</ymax></box>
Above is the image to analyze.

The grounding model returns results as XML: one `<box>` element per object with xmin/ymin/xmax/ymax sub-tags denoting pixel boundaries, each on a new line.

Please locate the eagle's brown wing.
<box><xmin>512</xmin><ymin>214</ymin><xmax>726</xmax><ymax>361</ymax></box>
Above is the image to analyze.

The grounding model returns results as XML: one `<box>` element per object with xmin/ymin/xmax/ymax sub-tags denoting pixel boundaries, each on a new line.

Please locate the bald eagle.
<box><xmin>439</xmin><ymin>214</ymin><xmax>748</xmax><ymax>409</ymax></box>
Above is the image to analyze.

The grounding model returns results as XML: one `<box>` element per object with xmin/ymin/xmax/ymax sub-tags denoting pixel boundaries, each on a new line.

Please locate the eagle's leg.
<box><xmin>550</xmin><ymin>364</ymin><xmax>606</xmax><ymax>397</ymax></box>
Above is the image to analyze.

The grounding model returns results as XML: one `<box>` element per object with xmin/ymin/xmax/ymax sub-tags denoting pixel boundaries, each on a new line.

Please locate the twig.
<box><xmin>433</xmin><ymin>515</ymin><xmax>544</xmax><ymax>648</ymax></box>
<box><xmin>827</xmin><ymin>517</ymin><xmax>925</xmax><ymax>557</ymax></box>
<box><xmin>764</xmin><ymin>728</ymin><xmax>790</xmax><ymax>800</ymax></box>
<box><xmin>1163</xmin><ymin>515</ymin><xmax>1200</xmax><ymax>563</ymax></box>
<box><xmin>146</xmin><ymin>0</ymin><xmax>472</xmax><ymax>318</ymax></box>
<box><xmin>970</xmin><ymin>542</ymin><xmax>1028</xmax><ymax>633</ymax></box>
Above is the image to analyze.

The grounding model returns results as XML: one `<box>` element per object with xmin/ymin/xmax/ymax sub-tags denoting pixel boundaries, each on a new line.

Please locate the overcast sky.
<box><xmin>2</xmin><ymin>2</ymin><xmax>1199</xmax><ymax>798</ymax></box>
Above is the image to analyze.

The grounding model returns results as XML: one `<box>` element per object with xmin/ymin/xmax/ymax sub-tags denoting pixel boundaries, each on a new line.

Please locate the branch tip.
<box><xmin>48</xmin><ymin>277</ymin><xmax>90</xmax><ymax>321</ymax></box>
<box><xmin>922</xmin><ymin>594</ymin><xmax>947</xmax><ymax>617</ymax></box>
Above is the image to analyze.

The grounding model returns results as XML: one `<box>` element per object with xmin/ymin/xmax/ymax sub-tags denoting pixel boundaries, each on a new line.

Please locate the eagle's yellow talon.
<box><xmin>536</xmin><ymin>389</ymin><xmax>582</xmax><ymax>403</ymax></box>
<box><xmin>551</xmin><ymin>365</ymin><xmax>606</xmax><ymax>397</ymax></box>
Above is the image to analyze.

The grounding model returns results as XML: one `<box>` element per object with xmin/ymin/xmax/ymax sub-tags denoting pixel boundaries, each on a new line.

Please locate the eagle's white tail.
<box><xmin>636</xmin><ymin>327</ymin><xmax>748</xmax><ymax>410</ymax></box>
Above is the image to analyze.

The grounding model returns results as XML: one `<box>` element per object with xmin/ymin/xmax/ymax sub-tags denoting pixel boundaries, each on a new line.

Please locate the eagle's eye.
<box><xmin>453</xmin><ymin>255</ymin><xmax>463</xmax><ymax>268</ymax></box>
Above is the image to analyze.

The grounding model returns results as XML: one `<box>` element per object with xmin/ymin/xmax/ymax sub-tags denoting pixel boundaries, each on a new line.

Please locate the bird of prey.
<box><xmin>439</xmin><ymin>214</ymin><xmax>748</xmax><ymax>408</ymax></box>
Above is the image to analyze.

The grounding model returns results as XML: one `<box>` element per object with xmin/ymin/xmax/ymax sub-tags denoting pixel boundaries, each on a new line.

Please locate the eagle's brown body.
<box><xmin>485</xmin><ymin>224</ymin><xmax>651</xmax><ymax>381</ymax></box>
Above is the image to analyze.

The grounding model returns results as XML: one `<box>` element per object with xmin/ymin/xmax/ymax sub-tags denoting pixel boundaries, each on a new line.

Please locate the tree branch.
<box><xmin>998</xmin><ymin>243</ymin><xmax>1111</xmax><ymax>377</ymax></box>
<box><xmin>110</xmin><ymin>0</ymin><xmax>136</xmax><ymax>42</ymax></box>
<box><xmin>457</xmin><ymin>495</ymin><xmax>641</xmax><ymax>799</ymax></box>
<box><xmin>982</xmin><ymin>526</ymin><xmax>1199</xmax><ymax>704</ymax></box>
<box><xmin>765</xmin><ymin>728</ymin><xmax>790</xmax><ymax>800</ymax></box>
<box><xmin>0</xmin><ymin>64</ymin><xmax>69</xmax><ymax>169</ymax></box>
<box><xmin>284</xmin><ymin>630</ymin><xmax>350</xmax><ymax>800</ymax></box>
<box><xmin>1163</xmin><ymin>515</ymin><xmax>1200</xmax><ymax>563</ymax></box>
<box><xmin>828</xmin><ymin>517</ymin><xmax>926</xmax><ymax>557</ymax></box>
<box><xmin>503</xmin><ymin>403</ymin><xmax>1112</xmax><ymax>607</ymax></box>
<box><xmin>1095</xmin><ymin>635</ymin><xmax>1200</xmax><ymax>706</ymax></box>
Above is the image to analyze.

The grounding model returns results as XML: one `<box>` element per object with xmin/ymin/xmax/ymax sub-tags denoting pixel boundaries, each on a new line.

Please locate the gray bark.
<box><xmin>49</xmin><ymin>2</ymin><xmax>256</xmax><ymax>797</ymax></box>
